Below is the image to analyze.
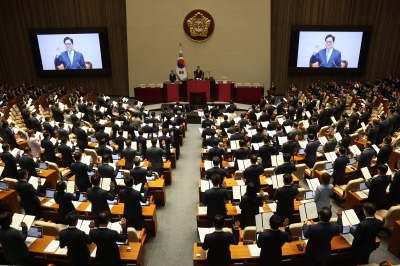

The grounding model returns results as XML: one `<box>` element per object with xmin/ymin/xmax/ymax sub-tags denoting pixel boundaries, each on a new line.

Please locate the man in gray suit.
<box><xmin>122</xmin><ymin>139</ymin><xmax>142</xmax><ymax>169</ymax></box>
<box><xmin>288</xmin><ymin>122</ymin><xmax>302</xmax><ymax>139</ymax></box>
<box><xmin>357</xmin><ymin>141</ymin><xmax>376</xmax><ymax>177</ymax></box>
<box><xmin>323</xmin><ymin>133</ymin><xmax>337</xmax><ymax>153</ymax></box>
<box><xmin>146</xmin><ymin>138</ymin><xmax>167</xmax><ymax>176</ymax></box>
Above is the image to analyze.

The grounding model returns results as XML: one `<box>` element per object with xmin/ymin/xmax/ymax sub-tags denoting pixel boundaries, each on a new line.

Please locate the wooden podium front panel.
<box><xmin>235</xmin><ymin>86</ymin><xmax>263</xmax><ymax>103</ymax></box>
<box><xmin>187</xmin><ymin>81</ymin><xmax>210</xmax><ymax>102</ymax></box>
<box><xmin>167</xmin><ymin>84</ymin><xmax>180</xmax><ymax>102</ymax></box>
<box><xmin>134</xmin><ymin>87</ymin><xmax>163</xmax><ymax>103</ymax></box>
<box><xmin>218</xmin><ymin>84</ymin><xmax>231</xmax><ymax>101</ymax></box>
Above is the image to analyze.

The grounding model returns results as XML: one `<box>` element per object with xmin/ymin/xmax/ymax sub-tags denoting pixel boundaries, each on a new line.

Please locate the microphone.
<box><xmin>318</xmin><ymin>61</ymin><xmax>325</xmax><ymax>68</ymax></box>
<box><xmin>333</xmin><ymin>61</ymin><xmax>338</xmax><ymax>68</ymax></box>
<box><xmin>77</xmin><ymin>62</ymin><xmax>83</xmax><ymax>69</ymax></box>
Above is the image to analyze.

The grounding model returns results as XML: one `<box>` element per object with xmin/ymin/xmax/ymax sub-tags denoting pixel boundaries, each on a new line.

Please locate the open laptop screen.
<box><xmin>27</xmin><ymin>226</ymin><xmax>43</xmax><ymax>238</ymax></box>
<box><xmin>360</xmin><ymin>182</ymin><xmax>368</xmax><ymax>191</ymax></box>
<box><xmin>45</xmin><ymin>189</ymin><xmax>56</xmax><ymax>198</ymax></box>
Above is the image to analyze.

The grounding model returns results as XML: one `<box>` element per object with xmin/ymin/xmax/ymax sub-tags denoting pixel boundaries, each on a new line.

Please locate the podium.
<box><xmin>166</xmin><ymin>83</ymin><xmax>180</xmax><ymax>102</ymax></box>
<box><xmin>189</xmin><ymin>92</ymin><xmax>207</xmax><ymax>107</ymax></box>
<box><xmin>187</xmin><ymin>80</ymin><xmax>210</xmax><ymax>102</ymax></box>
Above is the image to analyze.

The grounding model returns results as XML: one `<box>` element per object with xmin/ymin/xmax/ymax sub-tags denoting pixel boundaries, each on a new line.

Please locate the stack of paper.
<box><xmin>198</xmin><ymin>227</ymin><xmax>215</xmax><ymax>243</ymax></box>
<box><xmin>28</xmin><ymin>176</ymin><xmax>46</xmax><ymax>189</ymax></box>
<box><xmin>255</xmin><ymin>212</ymin><xmax>274</xmax><ymax>231</ymax></box>
<box><xmin>232</xmin><ymin>185</ymin><xmax>247</xmax><ymax>200</ymax></box>
<box><xmin>44</xmin><ymin>240</ymin><xmax>60</xmax><ymax>253</ymax></box>
<box><xmin>237</xmin><ymin>159</ymin><xmax>251</xmax><ymax>171</ymax></box>
<box><xmin>198</xmin><ymin>206</ymin><xmax>207</xmax><ymax>214</ymax></box>
<box><xmin>306</xmin><ymin>178</ymin><xmax>320</xmax><ymax>191</ymax></box>
<box><xmin>299</xmin><ymin>202</ymin><xmax>318</xmax><ymax>222</ymax></box>
<box><xmin>200</xmin><ymin>180</ymin><xmax>212</xmax><ymax>192</ymax></box>
<box><xmin>248</xmin><ymin>244</ymin><xmax>261</xmax><ymax>256</ymax></box>
<box><xmin>100</xmin><ymin>178</ymin><xmax>112</xmax><ymax>191</ymax></box>
<box><xmin>271</xmin><ymin>174</ymin><xmax>284</xmax><ymax>189</ymax></box>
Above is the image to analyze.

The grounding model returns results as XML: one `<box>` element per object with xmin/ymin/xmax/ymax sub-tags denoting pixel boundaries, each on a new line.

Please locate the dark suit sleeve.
<box><xmin>140</xmin><ymin>190</ymin><xmax>149</xmax><ymax>203</ymax></box>
<box><xmin>203</xmin><ymin>193</ymin><xmax>209</xmax><ymax>206</ymax></box>
<box><xmin>284</xmin><ymin>226</ymin><xmax>293</xmax><ymax>242</ymax></box>
<box><xmin>106</xmin><ymin>188</ymin><xmax>116</xmax><ymax>200</ymax></box>
<box><xmin>303</xmin><ymin>223</ymin><xmax>311</xmax><ymax>238</ymax></box>
<box><xmin>71</xmin><ymin>191</ymin><xmax>80</xmax><ymax>201</ymax></box>
<box><xmin>116</xmin><ymin>226</ymin><xmax>128</xmax><ymax>242</ymax></box>
<box><xmin>224</xmin><ymin>189</ymin><xmax>231</xmax><ymax>201</ymax></box>
<box><xmin>202</xmin><ymin>234</ymin><xmax>210</xmax><ymax>250</ymax></box>
<box><xmin>78</xmin><ymin>52</ymin><xmax>86</xmax><ymax>69</ymax></box>
<box><xmin>336</xmin><ymin>217</ymin><xmax>343</xmax><ymax>235</ymax></box>
<box><xmin>230</xmin><ymin>229</ymin><xmax>240</xmax><ymax>245</ymax></box>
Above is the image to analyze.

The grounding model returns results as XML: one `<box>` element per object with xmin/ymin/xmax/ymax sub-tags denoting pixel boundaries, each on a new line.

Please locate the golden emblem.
<box><xmin>186</xmin><ymin>12</ymin><xmax>211</xmax><ymax>37</ymax></box>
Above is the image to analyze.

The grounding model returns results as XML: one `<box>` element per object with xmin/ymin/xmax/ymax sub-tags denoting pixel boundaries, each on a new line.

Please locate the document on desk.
<box><xmin>232</xmin><ymin>185</ymin><xmax>247</xmax><ymax>200</ymax></box>
<box><xmin>198</xmin><ymin>227</ymin><xmax>215</xmax><ymax>243</ymax></box>
<box><xmin>271</xmin><ymin>155</ymin><xmax>284</xmax><ymax>167</ymax></box>
<box><xmin>252</xmin><ymin>143</ymin><xmax>263</xmax><ymax>151</ymax></box>
<box><xmin>203</xmin><ymin>160</ymin><xmax>213</xmax><ymax>171</ymax></box>
<box><xmin>248</xmin><ymin>244</ymin><xmax>261</xmax><ymax>257</ymax></box>
<box><xmin>355</xmin><ymin>191</ymin><xmax>368</xmax><ymax>199</ymax></box>
<box><xmin>82</xmin><ymin>155</ymin><xmax>91</xmax><ymax>166</ymax></box>
<box><xmin>72</xmin><ymin>201</ymin><xmax>82</xmax><ymax>209</ymax></box>
<box><xmin>200</xmin><ymin>180</ymin><xmax>212</xmax><ymax>192</ymax></box>
<box><xmin>44</xmin><ymin>240</ymin><xmax>60</xmax><ymax>253</ymax></box>
<box><xmin>342</xmin><ymin>233</ymin><xmax>354</xmax><ymax>245</ymax></box>
<box><xmin>318</xmin><ymin>136</ymin><xmax>328</xmax><ymax>145</ymax></box>
<box><xmin>55</xmin><ymin>246</ymin><xmax>68</xmax><ymax>255</ymax></box>
<box><xmin>230</xmin><ymin>140</ymin><xmax>240</xmax><ymax>150</ymax></box>
<box><xmin>299</xmin><ymin>141</ymin><xmax>307</xmax><ymax>149</ymax></box>
<box><xmin>324</xmin><ymin>152</ymin><xmax>337</xmax><ymax>162</ymax></box>
<box><xmin>267</xmin><ymin>130</ymin><xmax>276</xmax><ymax>137</ymax></box>
<box><xmin>44</xmin><ymin>199</ymin><xmax>55</xmax><ymax>207</ymax></box>
<box><xmin>79</xmin><ymin>220</ymin><xmax>92</xmax><ymax>235</ymax></box>
<box><xmin>236</xmin><ymin>180</ymin><xmax>245</xmax><ymax>186</ymax></box>
<box><xmin>267</xmin><ymin>203</ymin><xmax>277</xmax><ymax>212</ymax></box>
<box><xmin>66</xmin><ymin>181</ymin><xmax>75</xmax><ymax>193</ymax></box>
<box><xmin>264</xmin><ymin>178</ymin><xmax>272</xmax><ymax>185</ymax></box>
<box><xmin>0</xmin><ymin>166</ymin><xmax>4</xmax><ymax>176</ymax></box>
<box><xmin>101</xmin><ymin>178</ymin><xmax>111</xmax><ymax>191</ymax></box>
<box><xmin>85</xmin><ymin>204</ymin><xmax>92</xmax><ymax>212</ymax></box>
<box><xmin>271</xmin><ymin>174</ymin><xmax>284</xmax><ymax>189</ymax></box>
<box><xmin>28</xmin><ymin>176</ymin><xmax>46</xmax><ymax>189</ymax></box>
<box><xmin>247</xmin><ymin>129</ymin><xmax>257</xmax><ymax>137</ymax></box>
<box><xmin>299</xmin><ymin>202</ymin><xmax>318</xmax><ymax>222</ymax></box>
<box><xmin>342</xmin><ymin>209</ymin><xmax>360</xmax><ymax>227</ymax></box>
<box><xmin>25</xmin><ymin>237</ymin><xmax>37</xmax><ymax>247</ymax></box>
<box><xmin>278</xmin><ymin>136</ymin><xmax>288</xmax><ymax>145</ymax></box>
<box><xmin>361</xmin><ymin>167</ymin><xmax>372</xmax><ymax>181</ymax></box>
<box><xmin>198</xmin><ymin>206</ymin><xmax>207</xmax><ymax>215</ymax></box>
<box><xmin>349</xmin><ymin>145</ymin><xmax>362</xmax><ymax>156</ymax></box>
<box><xmin>108</xmin><ymin>221</ymin><xmax>122</xmax><ymax>233</ymax></box>
<box><xmin>306</xmin><ymin>178</ymin><xmax>320</xmax><ymax>191</ymax></box>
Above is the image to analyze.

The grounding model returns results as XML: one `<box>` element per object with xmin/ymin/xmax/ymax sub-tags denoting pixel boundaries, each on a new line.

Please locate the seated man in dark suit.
<box><xmin>130</xmin><ymin>157</ymin><xmax>152</xmax><ymax>186</ymax></box>
<box><xmin>350</xmin><ymin>203</ymin><xmax>383</xmax><ymax>264</ymax></box>
<box><xmin>202</xmin><ymin>215</ymin><xmax>240</xmax><ymax>266</ymax></box>
<box><xmin>332</xmin><ymin>146</ymin><xmax>349</xmax><ymax>185</ymax></box>
<box><xmin>97</xmin><ymin>154</ymin><xmax>118</xmax><ymax>185</ymax></box>
<box><xmin>59</xmin><ymin>211</ymin><xmax>92</xmax><ymax>265</ymax></box>
<box><xmin>206</xmin><ymin>156</ymin><xmax>230</xmax><ymax>184</ymax></box>
<box><xmin>15</xmin><ymin>169</ymin><xmax>43</xmax><ymax>219</ymax></box>
<box><xmin>19</xmin><ymin>147</ymin><xmax>38</xmax><ymax>178</ymax></box>
<box><xmin>203</xmin><ymin>174</ymin><xmax>231</xmax><ymax>227</ymax></box>
<box><xmin>376</xmin><ymin>136</ymin><xmax>392</xmax><ymax>166</ymax></box>
<box><xmin>122</xmin><ymin>139</ymin><xmax>142</xmax><ymax>169</ymax></box>
<box><xmin>243</xmin><ymin>155</ymin><xmax>264</xmax><ymax>189</ymax></box>
<box><xmin>365</xmin><ymin>164</ymin><xmax>391</xmax><ymax>208</ymax></box>
<box><xmin>275</xmin><ymin>153</ymin><xmax>297</xmax><ymax>175</ymax></box>
<box><xmin>119</xmin><ymin>175</ymin><xmax>149</xmax><ymax>230</ymax></box>
<box><xmin>89</xmin><ymin>211</ymin><xmax>128</xmax><ymax>266</ymax></box>
<box><xmin>274</xmin><ymin>173</ymin><xmax>299</xmax><ymax>223</ymax></box>
<box><xmin>57</xmin><ymin>137</ymin><xmax>74</xmax><ymax>167</ymax></box>
<box><xmin>323</xmin><ymin>133</ymin><xmax>337</xmax><ymax>153</ymax></box>
<box><xmin>303</xmin><ymin>207</ymin><xmax>342</xmax><ymax>265</ymax></box>
<box><xmin>257</xmin><ymin>215</ymin><xmax>292</xmax><ymax>265</ymax></box>
<box><xmin>304</xmin><ymin>133</ymin><xmax>320</xmax><ymax>168</ymax></box>
<box><xmin>357</xmin><ymin>141</ymin><xmax>376</xmax><ymax>177</ymax></box>
<box><xmin>87</xmin><ymin>175</ymin><xmax>116</xmax><ymax>227</ymax></box>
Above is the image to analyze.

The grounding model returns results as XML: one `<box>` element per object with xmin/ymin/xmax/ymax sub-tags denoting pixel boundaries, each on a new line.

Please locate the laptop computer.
<box><xmin>112</xmin><ymin>154</ymin><xmax>120</xmax><ymax>160</ymax></box>
<box><xmin>317</xmin><ymin>145</ymin><xmax>324</xmax><ymax>152</ymax></box>
<box><xmin>305</xmin><ymin>190</ymin><xmax>314</xmax><ymax>200</ymax></box>
<box><xmin>27</xmin><ymin>226</ymin><xmax>43</xmax><ymax>238</ymax></box>
<box><xmin>87</xmin><ymin>170</ymin><xmax>95</xmax><ymax>177</ymax></box>
<box><xmin>90</xmin><ymin>137</ymin><xmax>97</xmax><ymax>143</ymax></box>
<box><xmin>107</xmin><ymin>196</ymin><xmax>118</xmax><ymax>205</ymax></box>
<box><xmin>77</xmin><ymin>193</ymin><xmax>87</xmax><ymax>202</ymax></box>
<box><xmin>0</xmin><ymin>181</ymin><xmax>8</xmax><ymax>191</ymax></box>
<box><xmin>303</xmin><ymin>134</ymin><xmax>308</xmax><ymax>140</ymax></box>
<box><xmin>360</xmin><ymin>182</ymin><xmax>368</xmax><ymax>191</ymax></box>
<box><xmin>116</xmin><ymin>171</ymin><xmax>124</xmax><ymax>179</ymax></box>
<box><xmin>349</xmin><ymin>157</ymin><xmax>357</xmax><ymax>165</ymax></box>
<box><xmin>39</xmin><ymin>162</ymin><xmax>49</xmax><ymax>170</ymax></box>
<box><xmin>45</xmin><ymin>188</ymin><xmax>56</xmax><ymax>198</ymax></box>
<box><xmin>342</xmin><ymin>224</ymin><xmax>357</xmax><ymax>234</ymax></box>
<box><xmin>298</xmin><ymin>148</ymin><xmax>305</xmax><ymax>155</ymax></box>
<box><xmin>116</xmin><ymin>238</ymin><xmax>129</xmax><ymax>245</ymax></box>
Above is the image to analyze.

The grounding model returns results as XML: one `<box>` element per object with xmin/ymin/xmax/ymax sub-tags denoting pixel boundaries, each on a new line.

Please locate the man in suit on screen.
<box><xmin>54</xmin><ymin>37</ymin><xmax>86</xmax><ymax>69</ymax></box>
<box><xmin>310</xmin><ymin>34</ymin><xmax>341</xmax><ymax>68</ymax></box>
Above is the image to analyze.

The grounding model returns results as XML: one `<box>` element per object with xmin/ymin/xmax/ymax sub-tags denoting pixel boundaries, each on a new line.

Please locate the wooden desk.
<box><xmin>344</xmin><ymin>190</ymin><xmax>368</xmax><ymax>211</ymax></box>
<box><xmin>354</xmin><ymin>138</ymin><xmax>366</xmax><ymax>151</ymax></box>
<box><xmin>0</xmin><ymin>189</ymin><xmax>21</xmax><ymax>213</ymax></box>
<box><xmin>118</xmin><ymin>178</ymin><xmax>166</xmax><ymax>206</ymax></box>
<box><xmin>38</xmin><ymin>169</ymin><xmax>59</xmax><ymax>189</ymax></box>
<box><xmin>388</xmin><ymin>220</ymin><xmax>400</xmax><ymax>256</ymax></box>
<box><xmin>40</xmin><ymin>198</ymin><xmax>158</xmax><ymax>235</ymax></box>
<box><xmin>11</xmin><ymin>235</ymin><xmax>144</xmax><ymax>266</ymax></box>
<box><xmin>199</xmin><ymin>160</ymin><xmax>235</xmax><ymax>178</ymax></box>
<box><xmin>117</xmin><ymin>159</ymin><xmax>173</xmax><ymax>184</ymax></box>
<box><xmin>314</xmin><ymin>165</ymin><xmax>358</xmax><ymax>185</ymax></box>
<box><xmin>389</xmin><ymin>150</ymin><xmax>400</xmax><ymax>171</ymax></box>
<box><xmin>193</xmin><ymin>234</ymin><xmax>371</xmax><ymax>265</ymax></box>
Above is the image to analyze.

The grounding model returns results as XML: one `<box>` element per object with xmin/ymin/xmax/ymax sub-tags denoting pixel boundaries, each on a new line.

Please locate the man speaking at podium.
<box><xmin>310</xmin><ymin>34</ymin><xmax>341</xmax><ymax>68</ymax></box>
<box><xmin>54</xmin><ymin>37</ymin><xmax>86</xmax><ymax>69</ymax></box>
<box><xmin>194</xmin><ymin>66</ymin><xmax>203</xmax><ymax>80</ymax></box>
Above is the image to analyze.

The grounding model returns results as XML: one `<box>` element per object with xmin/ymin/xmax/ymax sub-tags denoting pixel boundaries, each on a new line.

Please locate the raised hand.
<box><xmin>314</xmin><ymin>45</ymin><xmax>320</xmax><ymax>55</ymax></box>
<box><xmin>144</xmin><ymin>183</ymin><xmax>149</xmax><ymax>190</ymax></box>
<box><xmin>234</xmin><ymin>221</ymin><xmax>240</xmax><ymax>229</ymax></box>
<box><xmin>283</xmin><ymin>218</ymin><xmax>289</xmax><ymax>227</ymax></box>
<box><xmin>110</xmin><ymin>181</ymin><xmax>115</xmax><ymax>189</ymax></box>
<box><xmin>56</xmin><ymin>47</ymin><xmax>61</xmax><ymax>57</ymax></box>
<box><xmin>336</xmin><ymin>208</ymin><xmax>343</xmax><ymax>217</ymax></box>
<box><xmin>120</xmin><ymin>217</ymin><xmax>127</xmax><ymax>227</ymax></box>
<box><xmin>74</xmin><ymin>185</ymin><xmax>79</xmax><ymax>191</ymax></box>
<box><xmin>21</xmin><ymin>222</ymin><xmax>27</xmax><ymax>228</ymax></box>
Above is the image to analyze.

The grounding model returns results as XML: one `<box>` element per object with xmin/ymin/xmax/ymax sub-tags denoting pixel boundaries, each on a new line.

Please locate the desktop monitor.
<box><xmin>45</xmin><ymin>189</ymin><xmax>56</xmax><ymax>198</ymax></box>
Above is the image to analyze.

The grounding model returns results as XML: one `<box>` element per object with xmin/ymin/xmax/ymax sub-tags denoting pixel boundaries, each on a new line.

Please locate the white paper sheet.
<box><xmin>44</xmin><ymin>240</ymin><xmax>60</xmax><ymax>253</ymax></box>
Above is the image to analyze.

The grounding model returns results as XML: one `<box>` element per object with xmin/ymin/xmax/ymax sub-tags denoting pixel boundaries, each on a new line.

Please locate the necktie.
<box><xmin>326</xmin><ymin>50</ymin><xmax>331</xmax><ymax>62</ymax></box>
<box><xmin>69</xmin><ymin>52</ymin><xmax>73</xmax><ymax>65</ymax></box>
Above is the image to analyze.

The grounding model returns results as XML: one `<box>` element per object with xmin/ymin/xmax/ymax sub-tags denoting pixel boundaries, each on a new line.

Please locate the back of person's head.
<box><xmin>65</xmin><ymin>211</ymin><xmax>79</xmax><ymax>226</ymax></box>
<box><xmin>98</xmin><ymin>211</ymin><xmax>111</xmax><ymax>225</ymax></box>
<box><xmin>384</xmin><ymin>136</ymin><xmax>392</xmax><ymax>144</ymax></box>
<box><xmin>230</xmin><ymin>120</ymin><xmax>235</xmax><ymax>126</ymax></box>
<box><xmin>118</xmin><ymin>130</ymin><xmax>123</xmax><ymax>136</ymax></box>
<box><xmin>213</xmin><ymin>214</ymin><xmax>225</xmax><ymax>229</ymax></box>
<box><xmin>250</xmin><ymin>154</ymin><xmax>257</xmax><ymax>164</ymax></box>
<box><xmin>283</xmin><ymin>173</ymin><xmax>292</xmax><ymax>184</ymax></box>
<box><xmin>125</xmin><ymin>139</ymin><xmax>131</xmax><ymax>147</ymax></box>
<box><xmin>24</xmin><ymin>147</ymin><xmax>31</xmax><ymax>154</ymax></box>
<box><xmin>276</xmin><ymin>124</ymin><xmax>282</xmax><ymax>131</ymax></box>
<box><xmin>0</xmin><ymin>212</ymin><xmax>13</xmax><ymax>228</ymax></box>
<box><xmin>283</xmin><ymin>153</ymin><xmax>291</xmax><ymax>162</ymax></box>
<box><xmin>61</xmin><ymin>137</ymin><xmax>67</xmax><ymax>144</ymax></box>
<box><xmin>239</xmin><ymin>139</ymin><xmax>245</xmax><ymax>147</ymax></box>
<box><xmin>211</xmin><ymin>174</ymin><xmax>221</xmax><ymax>185</ymax></box>
<box><xmin>363</xmin><ymin>202</ymin><xmax>376</xmax><ymax>216</ymax></box>
<box><xmin>91</xmin><ymin>175</ymin><xmax>101</xmax><ymax>186</ymax></box>
<box><xmin>213</xmin><ymin>139</ymin><xmax>219</xmax><ymax>147</ymax></box>
<box><xmin>43</xmin><ymin>132</ymin><xmax>50</xmax><ymax>139</ymax></box>
<box><xmin>234</xmin><ymin>126</ymin><xmax>239</xmax><ymax>133</ymax></box>
<box><xmin>138</xmin><ymin>129</ymin><xmax>144</xmax><ymax>136</ymax></box>
<box><xmin>344</xmin><ymin>128</ymin><xmax>350</xmax><ymax>136</ymax></box>
<box><xmin>205</xmin><ymin>122</ymin><xmax>211</xmax><ymax>128</ymax></box>
<box><xmin>102</xmin><ymin>153</ymin><xmax>111</xmax><ymax>163</ymax></box>
<box><xmin>56</xmin><ymin>181</ymin><xmax>66</xmax><ymax>192</ymax></box>
<box><xmin>365</xmin><ymin>141</ymin><xmax>372</xmax><ymax>148</ymax></box>
<box><xmin>311</xmin><ymin>117</ymin><xmax>317</xmax><ymax>123</ymax></box>
<box><xmin>263</xmin><ymin>135</ymin><xmax>270</xmax><ymax>143</ymax></box>
<box><xmin>134</xmin><ymin>157</ymin><xmax>141</xmax><ymax>166</ymax></box>
<box><xmin>224</xmin><ymin>115</ymin><xmax>228</xmax><ymax>121</ymax></box>
<box><xmin>269</xmin><ymin>215</ymin><xmax>282</xmax><ymax>230</ymax></box>
<box><xmin>319</xmin><ymin>207</ymin><xmax>332</xmax><ymax>222</ymax></box>
<box><xmin>212</xmin><ymin>156</ymin><xmax>220</xmax><ymax>166</ymax></box>
<box><xmin>284</xmin><ymin>113</ymin><xmax>289</xmax><ymax>119</ymax></box>
<box><xmin>17</xmin><ymin>169</ymin><xmax>27</xmax><ymax>179</ymax></box>
<box><xmin>287</xmin><ymin>133</ymin><xmax>293</xmax><ymax>141</ymax></box>
<box><xmin>373</xmin><ymin>119</ymin><xmax>379</xmax><ymax>126</ymax></box>
<box><xmin>378</xmin><ymin>164</ymin><xmax>388</xmax><ymax>175</ymax></box>
<box><xmin>308</xmin><ymin>133</ymin><xmax>314</xmax><ymax>140</ymax></box>
<box><xmin>74</xmin><ymin>151</ymin><xmax>82</xmax><ymax>161</ymax></box>
<box><xmin>245</xmin><ymin>182</ymin><xmax>257</xmax><ymax>198</ymax></box>
<box><xmin>151</xmin><ymin>138</ymin><xmax>157</xmax><ymax>145</ymax></box>
<box><xmin>339</xmin><ymin>146</ymin><xmax>346</xmax><ymax>155</ymax></box>
<box><xmin>124</xmin><ymin>175</ymin><xmax>134</xmax><ymax>187</ymax></box>
<box><xmin>321</xmin><ymin>173</ymin><xmax>330</xmax><ymax>184</ymax></box>
<box><xmin>293</xmin><ymin>122</ymin><xmax>298</xmax><ymax>128</ymax></box>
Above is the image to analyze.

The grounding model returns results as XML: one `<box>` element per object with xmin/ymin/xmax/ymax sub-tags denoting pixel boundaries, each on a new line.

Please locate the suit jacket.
<box><xmin>0</xmin><ymin>226</ymin><xmax>29</xmax><ymax>264</ymax></box>
<box><xmin>304</xmin><ymin>140</ymin><xmax>320</xmax><ymax>166</ymax></box>
<box><xmin>202</xmin><ymin>230</ymin><xmax>239</xmax><ymax>266</ymax></box>
<box><xmin>54</xmin><ymin>191</ymin><xmax>80</xmax><ymax>219</ymax></box>
<box><xmin>0</xmin><ymin>151</ymin><xmax>19</xmax><ymax>178</ymax></box>
<box><xmin>257</xmin><ymin>227</ymin><xmax>292</xmax><ymax>266</ymax></box>
<box><xmin>340</xmin><ymin>136</ymin><xmax>351</xmax><ymax>149</ymax></box>
<box><xmin>89</xmin><ymin>227</ymin><xmax>128</xmax><ymax>265</ymax></box>
<box><xmin>122</xmin><ymin>147</ymin><xmax>139</xmax><ymax>169</ymax></box>
<box><xmin>203</xmin><ymin>187</ymin><xmax>231</xmax><ymax>221</ymax></box>
<box><xmin>31</xmin><ymin>117</ymin><xmax>42</xmax><ymax>132</ymax></box>
<box><xmin>275</xmin><ymin>162</ymin><xmax>297</xmax><ymax>175</ymax></box>
<box><xmin>19</xmin><ymin>154</ymin><xmax>38</xmax><ymax>178</ymax></box>
<box><xmin>97</xmin><ymin>163</ymin><xmax>118</xmax><ymax>185</ymax></box>
<box><xmin>15</xmin><ymin>180</ymin><xmax>43</xmax><ymax>217</ymax></box>
<box><xmin>97</xmin><ymin>146</ymin><xmax>115</xmax><ymax>162</ymax></box>
<box><xmin>389</xmin><ymin>172</ymin><xmax>400</xmax><ymax>204</ymax></box>
<box><xmin>206</xmin><ymin>167</ymin><xmax>229</xmax><ymax>182</ymax></box>
<box><xmin>310</xmin><ymin>48</ymin><xmax>341</xmax><ymax>68</ymax></box>
<box><xmin>351</xmin><ymin>217</ymin><xmax>382</xmax><ymax>257</ymax></box>
<box><xmin>314</xmin><ymin>184</ymin><xmax>334</xmax><ymax>211</ymax></box>
<box><xmin>357</xmin><ymin>148</ymin><xmax>376</xmax><ymax>173</ymax></box>
<box><xmin>349</xmin><ymin>113</ymin><xmax>360</xmax><ymax>133</ymax></box>
<box><xmin>54</xmin><ymin>50</ymin><xmax>86</xmax><ymax>69</ymax></box>
<box><xmin>275</xmin><ymin>185</ymin><xmax>299</xmax><ymax>215</ymax></box>
<box><xmin>281</xmin><ymin>141</ymin><xmax>298</xmax><ymax>156</ymax></box>
<box><xmin>41</xmin><ymin>138</ymin><xmax>58</xmax><ymax>162</ymax></box>
<box><xmin>233</xmin><ymin>148</ymin><xmax>251</xmax><ymax>170</ymax></box>
<box><xmin>318</xmin><ymin>109</ymin><xmax>328</xmax><ymax>126</ymax></box>
<box><xmin>75</xmin><ymin>127</ymin><xmax>88</xmax><ymax>150</ymax></box>
<box><xmin>70</xmin><ymin>161</ymin><xmax>94</xmax><ymax>191</ymax></box>
<box><xmin>58</xmin><ymin>143</ymin><xmax>73</xmax><ymax>167</ymax></box>
<box><xmin>87</xmin><ymin>186</ymin><xmax>116</xmax><ymax>219</ymax></box>
<box><xmin>332</xmin><ymin>155</ymin><xmax>349</xmax><ymax>184</ymax></box>
<box><xmin>366</xmin><ymin>174</ymin><xmax>391</xmax><ymax>206</ymax></box>
<box><xmin>130</xmin><ymin>166</ymin><xmax>151</xmax><ymax>185</ymax></box>
<box><xmin>266</xmin><ymin>121</ymin><xmax>277</xmax><ymax>131</ymax></box>
<box><xmin>304</xmin><ymin>218</ymin><xmax>342</xmax><ymax>262</ymax></box>
<box><xmin>336</xmin><ymin>119</ymin><xmax>347</xmax><ymax>136</ymax></box>
<box><xmin>243</xmin><ymin>165</ymin><xmax>264</xmax><ymax>188</ymax></box>
<box><xmin>51</xmin><ymin>106</ymin><xmax>64</xmax><ymax>122</ymax></box>
<box><xmin>43</xmin><ymin>122</ymin><xmax>55</xmax><ymax>138</ymax></box>
<box><xmin>119</xmin><ymin>187</ymin><xmax>148</xmax><ymax>218</ymax></box>
<box><xmin>146</xmin><ymin>145</ymin><xmax>166</xmax><ymax>169</ymax></box>
<box><xmin>207</xmin><ymin>147</ymin><xmax>226</xmax><ymax>162</ymax></box>
<box><xmin>57</xmin><ymin>128</ymin><xmax>70</xmax><ymax>140</ymax></box>
<box><xmin>376</xmin><ymin>144</ymin><xmax>392</xmax><ymax>166</ymax></box>
<box><xmin>257</xmin><ymin>145</ymin><xmax>274</xmax><ymax>168</ymax></box>
<box><xmin>239</xmin><ymin>195</ymin><xmax>263</xmax><ymax>228</ymax></box>
<box><xmin>324</xmin><ymin>139</ymin><xmax>337</xmax><ymax>153</ymax></box>
<box><xmin>367</xmin><ymin>126</ymin><xmax>379</xmax><ymax>144</ymax></box>
<box><xmin>158</xmin><ymin>135</ymin><xmax>172</xmax><ymax>158</ymax></box>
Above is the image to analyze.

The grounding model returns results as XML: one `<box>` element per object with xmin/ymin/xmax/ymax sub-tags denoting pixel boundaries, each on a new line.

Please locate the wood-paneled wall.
<box><xmin>0</xmin><ymin>0</ymin><xmax>128</xmax><ymax>96</ymax></box>
<box><xmin>271</xmin><ymin>0</ymin><xmax>400</xmax><ymax>94</ymax></box>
